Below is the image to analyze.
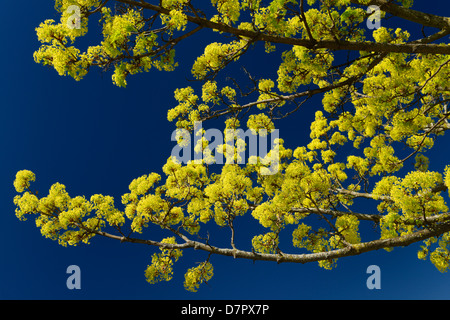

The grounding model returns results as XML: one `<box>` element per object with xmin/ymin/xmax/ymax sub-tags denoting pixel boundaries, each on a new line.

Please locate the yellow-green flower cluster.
<box><xmin>145</xmin><ymin>237</ymin><xmax>183</xmax><ymax>284</ymax></box>
<box><xmin>13</xmin><ymin>170</ymin><xmax>36</xmax><ymax>193</ymax></box>
<box><xmin>252</xmin><ymin>232</ymin><xmax>279</xmax><ymax>254</ymax></box>
<box><xmin>373</xmin><ymin>171</ymin><xmax>448</xmax><ymax>248</ymax></box>
<box><xmin>277</xmin><ymin>47</ymin><xmax>334</xmax><ymax>93</ymax></box>
<box><xmin>14</xmin><ymin>170</ymin><xmax>117</xmax><ymax>246</ymax></box>
<box><xmin>211</xmin><ymin>0</ymin><xmax>241</xmax><ymax>25</ymax></box>
<box><xmin>418</xmin><ymin>233</ymin><xmax>450</xmax><ymax>273</ymax></box>
<box><xmin>292</xmin><ymin>224</ymin><xmax>336</xmax><ymax>270</ymax></box>
<box><xmin>163</xmin><ymin>158</ymin><xmax>210</xmax><ymax>233</ymax></box>
<box><xmin>329</xmin><ymin>215</ymin><xmax>361</xmax><ymax>247</ymax></box>
<box><xmin>183</xmin><ymin>261</ymin><xmax>214</xmax><ymax>292</ymax></box>
<box><xmin>160</xmin><ymin>9</ymin><xmax>188</xmax><ymax>31</ymax></box>
<box><xmin>91</xmin><ymin>194</ymin><xmax>125</xmax><ymax>227</ymax></box>
<box><xmin>191</xmin><ymin>40</ymin><xmax>249</xmax><ymax>79</ymax></box>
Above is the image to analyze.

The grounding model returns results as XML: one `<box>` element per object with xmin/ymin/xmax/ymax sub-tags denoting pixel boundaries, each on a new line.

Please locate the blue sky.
<box><xmin>2</xmin><ymin>1</ymin><xmax>450</xmax><ymax>300</ymax></box>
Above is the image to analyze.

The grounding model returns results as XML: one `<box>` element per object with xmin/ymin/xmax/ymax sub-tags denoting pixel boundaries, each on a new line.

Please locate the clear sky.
<box><xmin>1</xmin><ymin>1</ymin><xmax>450</xmax><ymax>300</ymax></box>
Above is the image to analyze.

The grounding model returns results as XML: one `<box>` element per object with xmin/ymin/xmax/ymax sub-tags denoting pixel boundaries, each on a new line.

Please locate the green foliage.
<box><xmin>18</xmin><ymin>0</ymin><xmax>450</xmax><ymax>291</ymax></box>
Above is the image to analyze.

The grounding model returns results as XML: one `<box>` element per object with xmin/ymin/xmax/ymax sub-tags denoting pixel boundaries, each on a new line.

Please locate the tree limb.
<box><xmin>116</xmin><ymin>0</ymin><xmax>450</xmax><ymax>55</ymax></box>
<box><xmin>90</xmin><ymin>218</ymin><xmax>450</xmax><ymax>264</ymax></box>
<box><xmin>350</xmin><ymin>0</ymin><xmax>450</xmax><ymax>30</ymax></box>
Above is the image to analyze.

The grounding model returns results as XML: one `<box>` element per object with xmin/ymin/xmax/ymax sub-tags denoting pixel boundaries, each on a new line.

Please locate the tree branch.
<box><xmin>116</xmin><ymin>0</ymin><xmax>450</xmax><ymax>54</ymax></box>
<box><xmin>89</xmin><ymin>218</ymin><xmax>450</xmax><ymax>264</ymax></box>
<box><xmin>350</xmin><ymin>0</ymin><xmax>450</xmax><ymax>30</ymax></box>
